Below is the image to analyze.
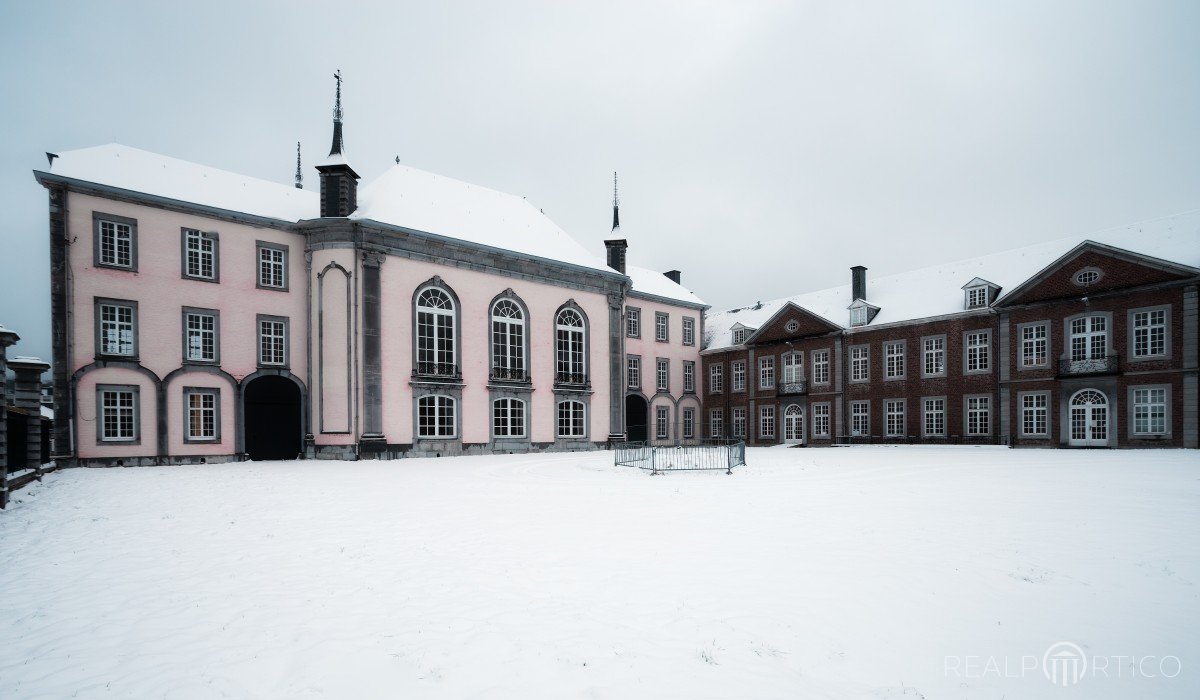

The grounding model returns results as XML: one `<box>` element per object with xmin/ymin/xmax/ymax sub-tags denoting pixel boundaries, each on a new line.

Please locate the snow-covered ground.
<box><xmin>1</xmin><ymin>447</ymin><xmax>1197</xmax><ymax>699</ymax></box>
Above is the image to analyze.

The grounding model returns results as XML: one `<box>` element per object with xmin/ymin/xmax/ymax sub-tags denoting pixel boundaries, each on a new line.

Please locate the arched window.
<box><xmin>557</xmin><ymin>400</ymin><xmax>586</xmax><ymax>438</ymax></box>
<box><xmin>491</xmin><ymin>299</ymin><xmax>526</xmax><ymax>381</ymax></box>
<box><xmin>417</xmin><ymin>394</ymin><xmax>456</xmax><ymax>438</ymax></box>
<box><xmin>416</xmin><ymin>287</ymin><xmax>456</xmax><ymax>376</ymax></box>
<box><xmin>555</xmin><ymin>308</ymin><xmax>586</xmax><ymax>384</ymax></box>
<box><xmin>493</xmin><ymin>397</ymin><xmax>527</xmax><ymax>438</ymax></box>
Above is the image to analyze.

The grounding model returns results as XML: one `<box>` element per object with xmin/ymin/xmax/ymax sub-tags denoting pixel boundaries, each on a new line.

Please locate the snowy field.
<box><xmin>1</xmin><ymin>447</ymin><xmax>1198</xmax><ymax>699</ymax></box>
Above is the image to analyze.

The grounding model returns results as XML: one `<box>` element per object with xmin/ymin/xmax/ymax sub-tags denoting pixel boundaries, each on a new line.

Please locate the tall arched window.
<box><xmin>555</xmin><ymin>308</ymin><xmax>586</xmax><ymax>384</ymax></box>
<box><xmin>417</xmin><ymin>394</ymin><xmax>456</xmax><ymax>438</ymax></box>
<box><xmin>416</xmin><ymin>287</ymin><xmax>456</xmax><ymax>376</ymax></box>
<box><xmin>491</xmin><ymin>299</ymin><xmax>526</xmax><ymax>381</ymax></box>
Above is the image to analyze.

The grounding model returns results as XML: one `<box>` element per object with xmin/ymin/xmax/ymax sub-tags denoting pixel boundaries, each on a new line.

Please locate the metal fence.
<box><xmin>833</xmin><ymin>434</ymin><xmax>1011</xmax><ymax>446</ymax></box>
<box><xmin>613</xmin><ymin>439</ymin><xmax>746</xmax><ymax>474</ymax></box>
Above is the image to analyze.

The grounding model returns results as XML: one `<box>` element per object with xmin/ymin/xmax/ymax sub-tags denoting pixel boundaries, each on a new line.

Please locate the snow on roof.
<box><xmin>705</xmin><ymin>210</ymin><xmax>1200</xmax><ymax>351</ymax></box>
<box><xmin>40</xmin><ymin>144</ymin><xmax>318</xmax><ymax>222</ymax></box>
<box><xmin>626</xmin><ymin>264</ymin><xmax>706</xmax><ymax>306</ymax></box>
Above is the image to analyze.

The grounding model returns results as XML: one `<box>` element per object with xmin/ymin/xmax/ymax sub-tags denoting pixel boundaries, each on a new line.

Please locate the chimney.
<box><xmin>663</xmin><ymin>270</ymin><xmax>681</xmax><ymax>284</ymax></box>
<box><xmin>851</xmin><ymin>265</ymin><xmax>867</xmax><ymax>301</ymax></box>
<box><xmin>605</xmin><ymin>239</ymin><xmax>628</xmax><ymax>274</ymax></box>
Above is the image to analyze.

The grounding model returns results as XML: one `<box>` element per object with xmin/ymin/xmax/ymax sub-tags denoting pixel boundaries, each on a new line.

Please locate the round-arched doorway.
<box><xmin>243</xmin><ymin>375</ymin><xmax>302</xmax><ymax>460</ymax></box>
<box><xmin>784</xmin><ymin>404</ymin><xmax>805</xmax><ymax>444</ymax></box>
<box><xmin>1069</xmin><ymin>389</ymin><xmax>1108</xmax><ymax>447</ymax></box>
<box><xmin>625</xmin><ymin>394</ymin><xmax>648</xmax><ymax>443</ymax></box>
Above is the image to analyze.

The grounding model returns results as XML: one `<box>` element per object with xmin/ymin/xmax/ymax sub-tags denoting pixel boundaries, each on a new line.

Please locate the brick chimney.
<box><xmin>604</xmin><ymin>239</ymin><xmax>628</xmax><ymax>274</ymax></box>
<box><xmin>851</xmin><ymin>265</ymin><xmax>867</xmax><ymax>301</ymax></box>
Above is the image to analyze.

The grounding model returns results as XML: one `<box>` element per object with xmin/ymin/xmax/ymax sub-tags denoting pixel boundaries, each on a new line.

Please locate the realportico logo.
<box><xmin>1043</xmin><ymin>641</ymin><xmax>1087</xmax><ymax>686</ymax></box>
<box><xmin>944</xmin><ymin>640</ymin><xmax>1182</xmax><ymax>687</ymax></box>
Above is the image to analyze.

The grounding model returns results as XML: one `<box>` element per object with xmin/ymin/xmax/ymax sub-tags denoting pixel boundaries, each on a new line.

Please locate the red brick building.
<box><xmin>701</xmin><ymin>214</ymin><xmax>1199</xmax><ymax>448</ymax></box>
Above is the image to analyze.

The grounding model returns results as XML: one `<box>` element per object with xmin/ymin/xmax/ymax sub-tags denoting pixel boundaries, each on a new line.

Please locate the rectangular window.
<box><xmin>185</xmin><ymin>389</ymin><xmax>219</xmax><ymax>441</ymax></box>
<box><xmin>812</xmin><ymin>403</ymin><xmax>830</xmax><ymax>438</ymax></box>
<box><xmin>258</xmin><ymin>317</ymin><xmax>287</xmax><ymax>366</ymax></box>
<box><xmin>557</xmin><ymin>401</ymin><xmax>586</xmax><ymax>438</ymax></box>
<box><xmin>710</xmin><ymin>409</ymin><xmax>724</xmax><ymax>438</ymax></box>
<box><xmin>683</xmin><ymin>361</ymin><xmax>695</xmax><ymax>393</ymax></box>
<box><xmin>851</xmin><ymin>345</ymin><xmax>869</xmax><ymax>382</ymax></box>
<box><xmin>813</xmin><ymin>349</ymin><xmax>830</xmax><ymax>385</ymax></box>
<box><xmin>966</xmin><ymin>396</ymin><xmax>990</xmax><ymax>435</ymax></box>
<box><xmin>1132</xmin><ymin>310</ymin><xmax>1166</xmax><ymax>358</ymax></box>
<box><xmin>884</xmin><ymin>342</ymin><xmax>904</xmax><ymax>379</ymax></box>
<box><xmin>732</xmin><ymin>408</ymin><xmax>747</xmax><ymax>438</ymax></box>
<box><xmin>850</xmin><ymin>306</ymin><xmax>867</xmax><ymax>327</ymax></box>
<box><xmin>682</xmin><ymin>317</ymin><xmax>695</xmax><ymax>346</ymax></box>
<box><xmin>923</xmin><ymin>398</ymin><xmax>946</xmax><ymax>437</ymax></box>
<box><xmin>99</xmin><ymin>386</ymin><xmax>138</xmax><ymax>442</ymax></box>
<box><xmin>419</xmin><ymin>395</ymin><xmax>457</xmax><ymax>438</ymax></box>
<box><xmin>656</xmin><ymin>405</ymin><xmax>669</xmax><ymax>440</ymax></box>
<box><xmin>655</xmin><ymin>312</ymin><xmax>669</xmax><ymax>342</ymax></box>
<box><xmin>850</xmin><ymin>401</ymin><xmax>869</xmax><ymax>436</ymax></box>
<box><xmin>656</xmin><ymin>358</ymin><xmax>669</xmax><ymax>392</ymax></box>
<box><xmin>966</xmin><ymin>286</ymin><xmax>988</xmax><ymax>309</ymax></box>
<box><xmin>184</xmin><ymin>310</ymin><xmax>217</xmax><ymax>363</ymax></box>
<box><xmin>732</xmin><ymin>328</ymin><xmax>747</xmax><ymax>345</ymax></box>
<box><xmin>183</xmin><ymin>229</ymin><xmax>217</xmax><ymax>281</ymax></box>
<box><xmin>257</xmin><ymin>242</ymin><xmax>288</xmax><ymax>290</ymax></box>
<box><xmin>709</xmin><ymin>364</ymin><xmax>724</xmax><ymax>393</ymax></box>
<box><xmin>1021</xmin><ymin>324</ymin><xmax>1048</xmax><ymax>368</ymax></box>
<box><xmin>759</xmin><ymin>405</ymin><xmax>776</xmax><ymax>438</ymax></box>
<box><xmin>965</xmin><ymin>331</ymin><xmax>990</xmax><ymax>373</ymax></box>
<box><xmin>1070</xmin><ymin>316</ymin><xmax>1108</xmax><ymax>361</ymax></box>
<box><xmin>885</xmin><ymin>399</ymin><xmax>905</xmax><ymax>437</ymax></box>
<box><xmin>1133</xmin><ymin>388</ymin><xmax>1167</xmax><ymax>435</ymax></box>
<box><xmin>682</xmin><ymin>408</ymin><xmax>695</xmax><ymax>439</ymax></box>
<box><xmin>95</xmin><ymin>214</ymin><xmax>135</xmax><ymax>269</ymax></box>
<box><xmin>782</xmin><ymin>353</ymin><xmax>804</xmax><ymax>384</ymax></box>
<box><xmin>626</xmin><ymin>308</ymin><xmax>641</xmax><ymax>338</ymax></box>
<box><xmin>627</xmin><ymin>356</ymin><xmax>640</xmax><ymax>390</ymax></box>
<box><xmin>493</xmin><ymin>398</ymin><xmax>527</xmax><ymax>438</ymax></box>
<box><xmin>922</xmin><ymin>336</ymin><xmax>946</xmax><ymax>377</ymax></box>
<box><xmin>759</xmin><ymin>356</ymin><xmax>775</xmax><ymax>389</ymax></box>
<box><xmin>732</xmin><ymin>361</ymin><xmax>747</xmax><ymax>391</ymax></box>
<box><xmin>98</xmin><ymin>301</ymin><xmax>136</xmax><ymax>357</ymax></box>
<box><xmin>1021</xmin><ymin>393</ymin><xmax>1048</xmax><ymax>436</ymax></box>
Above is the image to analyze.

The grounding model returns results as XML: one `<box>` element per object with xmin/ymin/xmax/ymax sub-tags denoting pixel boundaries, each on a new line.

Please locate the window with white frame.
<box><xmin>98</xmin><ymin>218</ymin><xmax>134</xmax><ymax>268</ymax></box>
<box><xmin>966</xmin><ymin>396</ymin><xmax>990</xmax><ymax>435</ymax></box>
<box><xmin>557</xmin><ymin>400</ymin><xmax>586</xmax><ymax>438</ymax></box>
<box><xmin>965</xmin><ymin>286</ymin><xmax>989</xmax><ymax>309</ymax></box>
<box><xmin>732</xmin><ymin>327</ymin><xmax>748</xmax><ymax>345</ymax></box>
<box><xmin>922</xmin><ymin>336</ymin><xmax>946</xmax><ymax>377</ymax></box>
<box><xmin>710</xmin><ymin>409</ymin><xmax>724</xmax><ymax>438</ymax></box>
<box><xmin>885</xmin><ymin>399</ymin><xmax>905</xmax><ymax>437</ymax></box>
<box><xmin>782</xmin><ymin>353</ymin><xmax>804</xmax><ymax>384</ymax></box>
<box><xmin>759</xmin><ymin>356</ymin><xmax>775</xmax><ymax>389</ymax></box>
<box><xmin>850</xmin><ymin>401</ymin><xmax>869</xmax><ymax>436</ymax></box>
<box><xmin>184</xmin><ymin>310</ymin><xmax>217</xmax><ymax>363</ymax></box>
<box><xmin>655</xmin><ymin>405</ymin><xmax>669</xmax><ymax>440</ymax></box>
<box><xmin>492</xmin><ymin>397</ymin><xmax>526</xmax><ymax>438</ymax></box>
<box><xmin>709</xmin><ymin>364</ymin><xmax>723</xmax><ymax>393</ymax></box>
<box><xmin>626</xmin><ymin>308</ymin><xmax>640</xmax><ymax>338</ymax></box>
<box><xmin>1133</xmin><ymin>388</ymin><xmax>1167</xmax><ymax>435</ymax></box>
<box><xmin>183</xmin><ymin>229</ymin><xmax>216</xmax><ymax>280</ymax></box>
<box><xmin>884</xmin><ymin>342</ymin><xmax>904</xmax><ymax>379</ymax></box>
<box><xmin>257</xmin><ymin>244</ymin><xmax>287</xmax><ymax>289</ymax></box>
<box><xmin>850</xmin><ymin>305</ymin><xmax>867</xmax><ymax>327</ymax></box>
<box><xmin>185</xmin><ymin>389</ymin><xmax>218</xmax><ymax>441</ymax></box>
<box><xmin>759</xmin><ymin>405</ymin><xmax>775</xmax><ymax>438</ymax></box>
<box><xmin>655</xmin><ymin>312</ymin><xmax>669</xmax><ymax>342</ymax></box>
<box><xmin>99</xmin><ymin>387</ymin><xmax>137</xmax><ymax>442</ymax></box>
<box><xmin>99</xmin><ymin>301</ymin><xmax>136</xmax><ymax>356</ymax></box>
<box><xmin>1132</xmin><ymin>309</ymin><xmax>1166</xmax><ymax>358</ymax></box>
<box><xmin>1021</xmin><ymin>393</ymin><xmax>1048</xmax><ymax>436</ymax></box>
<box><xmin>812</xmin><ymin>403</ymin><xmax>830</xmax><ymax>438</ymax></box>
<box><xmin>418</xmin><ymin>288</ymin><xmax>457</xmax><ymax>375</ymax></box>
<box><xmin>1021</xmin><ymin>324</ymin><xmax>1048</xmax><ymax>367</ymax></box>
<box><xmin>682</xmin><ymin>317</ymin><xmax>695</xmax><ymax>346</ymax></box>
<box><xmin>813</xmin><ymin>349</ymin><xmax>830</xmax><ymax>384</ymax></box>
<box><xmin>732</xmin><ymin>361</ymin><xmax>747</xmax><ymax>391</ymax></box>
<box><xmin>555</xmin><ymin>308</ymin><xmax>586</xmax><ymax>383</ymax></box>
<box><xmin>923</xmin><ymin>398</ymin><xmax>945</xmax><ymax>436</ymax></box>
<box><xmin>1069</xmin><ymin>316</ymin><xmax>1107</xmax><ymax>361</ymax></box>
<box><xmin>682</xmin><ymin>408</ymin><xmax>695</xmax><ymax>439</ymax></box>
<box><xmin>258</xmin><ymin>318</ymin><xmax>287</xmax><ymax>366</ymax></box>
<box><xmin>417</xmin><ymin>395</ymin><xmax>456</xmax><ymax>438</ymax></box>
<box><xmin>851</xmin><ymin>345</ymin><xmax>869</xmax><ymax>382</ymax></box>
<box><xmin>627</xmin><ymin>356</ymin><xmax>641</xmax><ymax>390</ymax></box>
<box><xmin>732</xmin><ymin>407</ymin><xmax>747</xmax><ymax>438</ymax></box>
<box><xmin>656</xmin><ymin>358</ymin><xmax>669</xmax><ymax>392</ymax></box>
<box><xmin>683</xmin><ymin>361</ymin><xmax>695</xmax><ymax>393</ymax></box>
<box><xmin>965</xmin><ymin>331</ymin><xmax>990</xmax><ymax>373</ymax></box>
<box><xmin>491</xmin><ymin>299</ymin><xmax>525</xmax><ymax>379</ymax></box>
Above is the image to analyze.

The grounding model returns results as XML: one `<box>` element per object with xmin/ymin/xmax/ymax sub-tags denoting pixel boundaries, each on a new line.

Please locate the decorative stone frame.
<box><xmin>95</xmin><ymin>383</ymin><xmax>140</xmax><ymax>445</ymax></box>
<box><xmin>180</xmin><ymin>306</ymin><xmax>221</xmax><ymax>365</ymax></box>
<box><xmin>883</xmin><ymin>398</ymin><xmax>906</xmax><ymax>438</ymax></box>
<box><xmin>708</xmin><ymin>362</ymin><xmax>724</xmax><ymax>394</ymax></box>
<box><xmin>626</xmin><ymin>305</ymin><xmax>642</xmax><ymax>339</ymax></box>
<box><xmin>626</xmin><ymin>354</ymin><xmax>642</xmax><ymax>391</ymax></box>
<box><xmin>848</xmin><ymin>344</ymin><xmax>870</xmax><ymax>383</ymax></box>
<box><xmin>552</xmin><ymin>299</ymin><xmax>591</xmax><ymax>388</ymax></box>
<box><xmin>180</xmin><ymin>228</ymin><xmax>220</xmax><ymax>283</ymax></box>
<box><xmin>810</xmin><ymin>401</ymin><xmax>832</xmax><ymax>439</ymax></box>
<box><xmin>488</xmin><ymin>384</ymin><xmax>533</xmax><ymax>448</ymax></box>
<box><xmin>553</xmin><ymin>390</ymin><xmax>591</xmax><ymax>445</ymax></box>
<box><xmin>682</xmin><ymin>360</ymin><xmax>697</xmax><ymax>394</ymax></box>
<box><xmin>810</xmin><ymin>348</ymin><xmax>831</xmax><ymax>386</ymax></box>
<box><xmin>758</xmin><ymin>354</ymin><xmax>775</xmax><ymax>390</ymax></box>
<box><xmin>94</xmin><ymin>297</ymin><xmax>139</xmax><ymax>361</ymax></box>
<box><xmin>1071</xmin><ymin>266</ymin><xmax>1105</xmax><ymax>287</ymax></box>
<box><xmin>92</xmin><ymin>211</ymin><xmax>138</xmax><ymax>272</ymax></box>
<box><xmin>487</xmin><ymin>288</ymin><xmax>532</xmax><ymax>383</ymax></box>
<box><xmin>654</xmin><ymin>311</ymin><xmax>670</xmax><ymax>343</ymax></box>
<box><xmin>962</xmin><ymin>393</ymin><xmax>992</xmax><ymax>436</ymax></box>
<box><xmin>920</xmin><ymin>334</ymin><xmax>948</xmax><ymax>379</ymax></box>
<box><xmin>411</xmin><ymin>384</ymin><xmax>464</xmax><ymax>446</ymax></box>
<box><xmin>708</xmin><ymin>407</ymin><xmax>725</xmax><ymax>439</ymax></box>
<box><xmin>682</xmin><ymin>316</ymin><xmax>696</xmax><ymax>346</ymax></box>
<box><xmin>1060</xmin><ymin>311</ymin><xmax>1115</xmax><ymax>362</ymax></box>
<box><xmin>921</xmin><ymin>395</ymin><xmax>948</xmax><ymax>437</ymax></box>
<box><xmin>1016</xmin><ymin>320</ymin><xmax>1051</xmax><ymax>371</ymax></box>
<box><xmin>962</xmin><ymin>329</ymin><xmax>991</xmax><ymax>376</ymax></box>
<box><xmin>882</xmin><ymin>339</ymin><xmax>906</xmax><ymax>381</ymax></box>
<box><xmin>255</xmin><ymin>240</ymin><xmax>290</xmax><ymax>292</ymax></box>
<box><xmin>1017</xmin><ymin>390</ymin><xmax>1052</xmax><ymax>438</ymax></box>
<box><xmin>849</xmin><ymin>399</ymin><xmax>870</xmax><ymax>437</ymax></box>
<box><xmin>182</xmin><ymin>386</ymin><xmax>222</xmax><ymax>444</ymax></box>
<box><xmin>412</xmin><ymin>276</ymin><xmax>463</xmax><ymax>380</ymax></box>
<box><xmin>1126</xmin><ymin>304</ymin><xmax>1172</xmax><ymax>362</ymax></box>
<box><xmin>1127</xmin><ymin>383</ymin><xmax>1172</xmax><ymax>438</ymax></box>
<box><xmin>655</xmin><ymin>357</ymin><xmax>670</xmax><ymax>394</ymax></box>
<box><xmin>732</xmin><ymin>359</ymin><xmax>748</xmax><ymax>393</ymax></box>
<box><xmin>256</xmin><ymin>314</ymin><xmax>290</xmax><ymax>369</ymax></box>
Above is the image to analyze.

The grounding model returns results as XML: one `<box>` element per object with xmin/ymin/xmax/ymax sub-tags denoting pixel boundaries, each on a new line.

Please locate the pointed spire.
<box><xmin>329</xmin><ymin>70</ymin><xmax>345</xmax><ymax>157</ymax></box>
<box><xmin>294</xmin><ymin>142</ymin><xmax>303</xmax><ymax>189</ymax></box>
<box><xmin>611</xmin><ymin>171</ymin><xmax>620</xmax><ymax>232</ymax></box>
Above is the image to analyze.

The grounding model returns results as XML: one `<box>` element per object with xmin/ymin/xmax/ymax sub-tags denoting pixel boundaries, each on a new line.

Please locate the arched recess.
<box><xmin>240</xmin><ymin>369</ymin><xmax>308</xmax><ymax>460</ymax></box>
<box><xmin>318</xmin><ymin>261</ymin><xmax>353</xmax><ymax>433</ymax></box>
<box><xmin>162</xmin><ymin>365</ymin><xmax>241</xmax><ymax>453</ymax></box>
<box><xmin>71</xmin><ymin>360</ymin><xmax>164</xmax><ymax>456</ymax></box>
<box><xmin>625</xmin><ymin>393</ymin><xmax>649</xmax><ymax>443</ymax></box>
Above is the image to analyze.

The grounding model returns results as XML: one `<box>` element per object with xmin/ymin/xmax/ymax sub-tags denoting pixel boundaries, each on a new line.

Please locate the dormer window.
<box><xmin>850</xmin><ymin>306</ymin><xmax>867</xmax><ymax>327</ymax></box>
<box><xmin>732</xmin><ymin>327</ymin><xmax>748</xmax><ymax>345</ymax></box>
<box><xmin>966</xmin><ymin>286</ymin><xmax>989</xmax><ymax>309</ymax></box>
<box><xmin>961</xmin><ymin>278</ymin><xmax>1000</xmax><ymax>310</ymax></box>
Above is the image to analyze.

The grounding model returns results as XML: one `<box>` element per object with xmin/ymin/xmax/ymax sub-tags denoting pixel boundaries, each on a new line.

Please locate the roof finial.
<box><xmin>611</xmin><ymin>171</ymin><xmax>620</xmax><ymax>231</ymax></box>
<box><xmin>328</xmin><ymin>70</ymin><xmax>345</xmax><ymax>157</ymax></box>
<box><xmin>294</xmin><ymin>141</ymin><xmax>303</xmax><ymax>189</ymax></box>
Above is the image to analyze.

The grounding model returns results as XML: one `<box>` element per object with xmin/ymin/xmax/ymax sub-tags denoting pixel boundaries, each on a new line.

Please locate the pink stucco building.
<box><xmin>34</xmin><ymin>83</ymin><xmax>706</xmax><ymax>464</ymax></box>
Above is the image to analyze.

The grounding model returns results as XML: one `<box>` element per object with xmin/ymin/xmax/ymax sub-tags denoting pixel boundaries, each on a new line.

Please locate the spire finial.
<box><xmin>611</xmin><ymin>171</ymin><xmax>620</xmax><ymax>231</ymax></box>
<box><xmin>294</xmin><ymin>142</ymin><xmax>303</xmax><ymax>189</ymax></box>
<box><xmin>328</xmin><ymin>70</ymin><xmax>345</xmax><ymax>157</ymax></box>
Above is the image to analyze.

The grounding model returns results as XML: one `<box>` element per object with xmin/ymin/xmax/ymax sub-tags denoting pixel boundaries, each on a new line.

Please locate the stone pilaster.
<box><xmin>607</xmin><ymin>291</ymin><xmax>625</xmax><ymax>441</ymax></box>
<box><xmin>359</xmin><ymin>251</ymin><xmax>385</xmax><ymax>449</ymax></box>
<box><xmin>47</xmin><ymin>185</ymin><xmax>73</xmax><ymax>460</ymax></box>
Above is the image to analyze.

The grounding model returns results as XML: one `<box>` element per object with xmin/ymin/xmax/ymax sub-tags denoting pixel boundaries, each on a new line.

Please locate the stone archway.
<box><xmin>243</xmin><ymin>375</ymin><xmax>302</xmax><ymax>460</ymax></box>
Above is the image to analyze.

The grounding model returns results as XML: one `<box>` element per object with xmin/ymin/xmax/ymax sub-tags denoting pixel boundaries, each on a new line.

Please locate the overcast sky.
<box><xmin>2</xmin><ymin>1</ymin><xmax>1198</xmax><ymax>364</ymax></box>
